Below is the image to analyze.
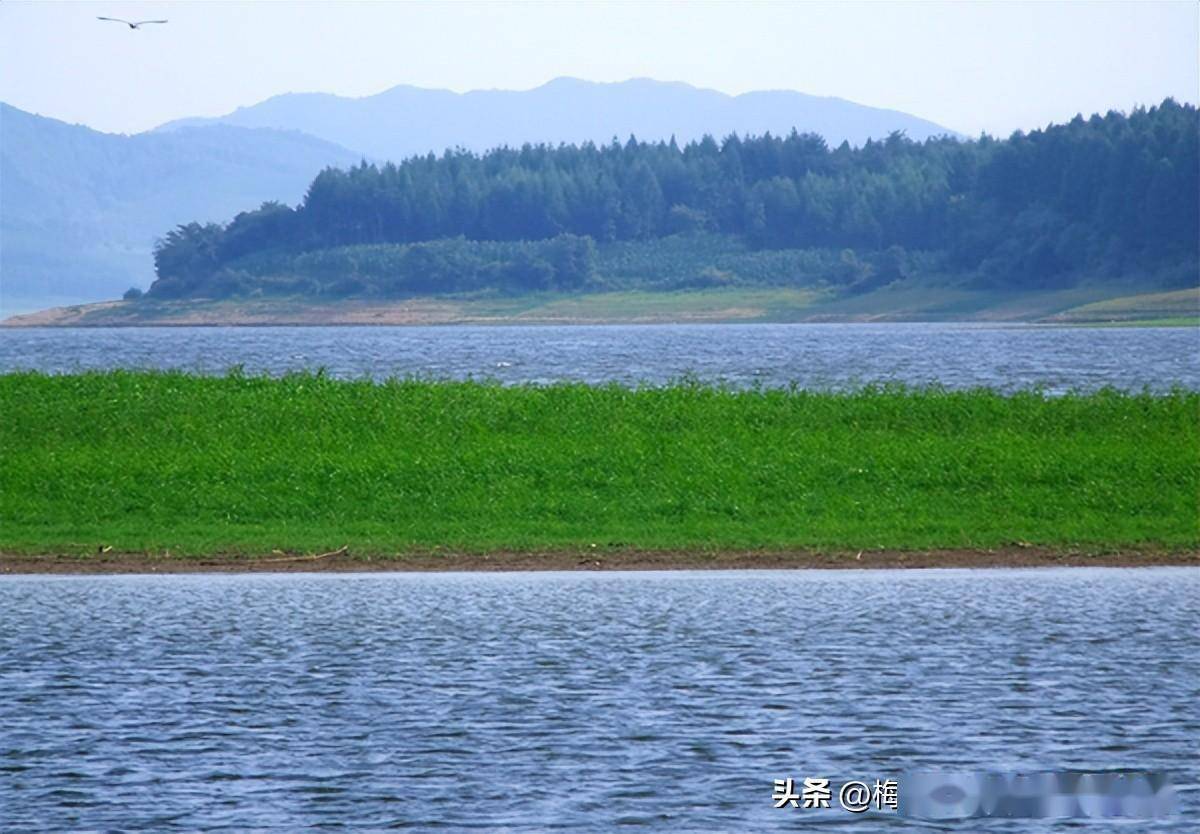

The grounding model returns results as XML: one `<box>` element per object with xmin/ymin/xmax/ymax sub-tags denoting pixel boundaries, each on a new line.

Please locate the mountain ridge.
<box><xmin>0</xmin><ymin>103</ymin><xmax>361</xmax><ymax>311</ymax></box>
<box><xmin>153</xmin><ymin>77</ymin><xmax>960</xmax><ymax>161</ymax></box>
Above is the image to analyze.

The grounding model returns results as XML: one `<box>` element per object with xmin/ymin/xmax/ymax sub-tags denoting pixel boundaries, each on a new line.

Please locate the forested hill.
<box><xmin>148</xmin><ymin>100</ymin><xmax>1198</xmax><ymax>302</ymax></box>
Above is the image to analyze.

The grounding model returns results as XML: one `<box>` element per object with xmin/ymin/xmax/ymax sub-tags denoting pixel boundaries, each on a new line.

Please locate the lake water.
<box><xmin>1</xmin><ymin>568</ymin><xmax>1196</xmax><ymax>831</ymax></box>
<box><xmin>2</xmin><ymin>322</ymin><xmax>1197</xmax><ymax>391</ymax></box>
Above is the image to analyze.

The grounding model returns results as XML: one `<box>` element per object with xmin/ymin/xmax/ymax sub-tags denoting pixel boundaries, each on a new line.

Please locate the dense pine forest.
<box><xmin>147</xmin><ymin>99</ymin><xmax>1198</xmax><ymax>300</ymax></box>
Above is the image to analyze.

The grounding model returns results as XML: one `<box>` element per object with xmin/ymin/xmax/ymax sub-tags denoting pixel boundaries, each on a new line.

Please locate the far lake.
<box><xmin>1</xmin><ymin>322</ymin><xmax>1198</xmax><ymax>391</ymax></box>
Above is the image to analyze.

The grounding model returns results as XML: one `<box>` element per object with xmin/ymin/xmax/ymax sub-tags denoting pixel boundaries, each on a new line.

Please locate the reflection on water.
<box><xmin>1</xmin><ymin>568</ymin><xmax>1196</xmax><ymax>830</ymax></box>
<box><xmin>2</xmin><ymin>322</ymin><xmax>1198</xmax><ymax>391</ymax></box>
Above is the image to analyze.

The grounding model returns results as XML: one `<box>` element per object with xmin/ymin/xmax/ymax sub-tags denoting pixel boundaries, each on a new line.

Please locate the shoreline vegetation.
<box><xmin>4</xmin><ymin>285</ymin><xmax>1197</xmax><ymax>329</ymax></box>
<box><xmin>2</xmin><ymin>373</ymin><xmax>1196</xmax><ymax>567</ymax></box>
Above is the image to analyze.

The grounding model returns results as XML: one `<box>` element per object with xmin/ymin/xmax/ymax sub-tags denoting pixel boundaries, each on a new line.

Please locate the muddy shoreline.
<box><xmin>2</xmin><ymin>547</ymin><xmax>1196</xmax><ymax>575</ymax></box>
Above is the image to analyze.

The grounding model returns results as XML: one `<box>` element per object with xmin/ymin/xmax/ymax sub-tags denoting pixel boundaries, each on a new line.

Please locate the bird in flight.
<box><xmin>96</xmin><ymin>16</ymin><xmax>168</xmax><ymax>29</ymax></box>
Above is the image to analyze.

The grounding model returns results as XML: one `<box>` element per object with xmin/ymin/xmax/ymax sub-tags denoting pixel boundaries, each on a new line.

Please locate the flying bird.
<box><xmin>96</xmin><ymin>16</ymin><xmax>168</xmax><ymax>29</ymax></box>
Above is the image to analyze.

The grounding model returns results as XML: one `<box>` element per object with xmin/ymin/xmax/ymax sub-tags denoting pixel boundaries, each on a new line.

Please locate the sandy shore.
<box><xmin>1</xmin><ymin>547</ymin><xmax>1196</xmax><ymax>574</ymax></box>
<box><xmin>0</xmin><ymin>299</ymin><xmax>479</xmax><ymax>327</ymax></box>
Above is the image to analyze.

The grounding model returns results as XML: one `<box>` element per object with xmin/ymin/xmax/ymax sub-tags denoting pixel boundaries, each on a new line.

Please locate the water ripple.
<box><xmin>2</xmin><ymin>322</ymin><xmax>1197</xmax><ymax>391</ymax></box>
<box><xmin>0</xmin><ymin>569</ymin><xmax>1196</xmax><ymax>830</ymax></box>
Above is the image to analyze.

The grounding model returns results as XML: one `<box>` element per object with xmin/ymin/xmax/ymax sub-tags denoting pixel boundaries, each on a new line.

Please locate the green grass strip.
<box><xmin>1</xmin><ymin>371</ymin><xmax>1196</xmax><ymax>555</ymax></box>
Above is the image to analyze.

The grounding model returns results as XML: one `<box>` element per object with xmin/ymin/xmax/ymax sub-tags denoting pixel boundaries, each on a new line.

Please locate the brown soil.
<box><xmin>1</xmin><ymin>547</ymin><xmax>1196</xmax><ymax>575</ymax></box>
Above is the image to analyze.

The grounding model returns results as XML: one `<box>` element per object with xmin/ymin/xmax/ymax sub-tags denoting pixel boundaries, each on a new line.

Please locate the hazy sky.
<box><xmin>1</xmin><ymin>1</ymin><xmax>1196</xmax><ymax>138</ymax></box>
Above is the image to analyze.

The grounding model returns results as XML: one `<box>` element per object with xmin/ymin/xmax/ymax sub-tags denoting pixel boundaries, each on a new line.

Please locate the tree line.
<box><xmin>148</xmin><ymin>98</ymin><xmax>1198</xmax><ymax>299</ymax></box>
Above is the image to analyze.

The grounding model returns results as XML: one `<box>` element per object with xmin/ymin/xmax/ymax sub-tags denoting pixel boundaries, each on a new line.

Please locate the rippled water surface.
<box><xmin>1</xmin><ymin>568</ymin><xmax>1196</xmax><ymax>831</ymax></box>
<box><xmin>2</xmin><ymin>322</ymin><xmax>1197</xmax><ymax>390</ymax></box>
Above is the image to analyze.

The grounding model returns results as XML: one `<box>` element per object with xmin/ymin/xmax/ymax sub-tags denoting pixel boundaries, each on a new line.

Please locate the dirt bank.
<box><xmin>1</xmin><ymin>547</ymin><xmax>1195</xmax><ymax>575</ymax></box>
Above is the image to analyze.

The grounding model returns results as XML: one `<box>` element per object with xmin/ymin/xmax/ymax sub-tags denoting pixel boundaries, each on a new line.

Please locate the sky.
<box><xmin>1</xmin><ymin>0</ymin><xmax>1196</xmax><ymax>138</ymax></box>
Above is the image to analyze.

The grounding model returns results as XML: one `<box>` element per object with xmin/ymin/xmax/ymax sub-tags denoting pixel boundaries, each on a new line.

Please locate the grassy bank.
<box><xmin>8</xmin><ymin>281</ymin><xmax>1198</xmax><ymax>329</ymax></box>
<box><xmin>1</xmin><ymin>372</ymin><xmax>1196</xmax><ymax>557</ymax></box>
<box><xmin>1047</xmin><ymin>287</ymin><xmax>1199</xmax><ymax>325</ymax></box>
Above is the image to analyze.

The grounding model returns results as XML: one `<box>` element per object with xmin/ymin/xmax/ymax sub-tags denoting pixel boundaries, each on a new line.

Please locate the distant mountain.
<box><xmin>155</xmin><ymin>77</ymin><xmax>960</xmax><ymax>161</ymax></box>
<box><xmin>0</xmin><ymin>104</ymin><xmax>359</xmax><ymax>312</ymax></box>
